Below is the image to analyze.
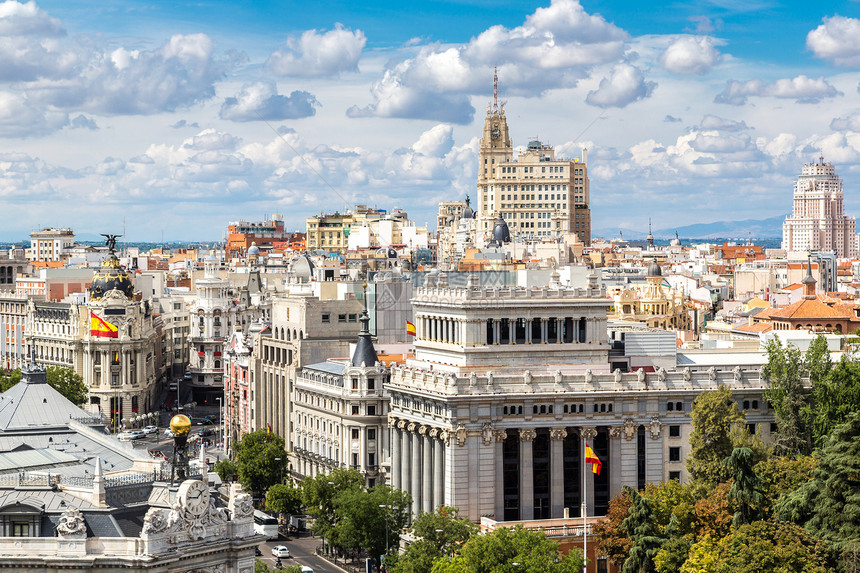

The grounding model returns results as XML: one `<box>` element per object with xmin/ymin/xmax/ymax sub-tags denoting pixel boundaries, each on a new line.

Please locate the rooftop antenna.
<box><xmin>493</xmin><ymin>66</ymin><xmax>499</xmax><ymax>114</ymax></box>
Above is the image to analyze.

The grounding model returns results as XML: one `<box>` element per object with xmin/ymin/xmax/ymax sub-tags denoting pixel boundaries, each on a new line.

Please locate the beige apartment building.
<box><xmin>782</xmin><ymin>155</ymin><xmax>857</xmax><ymax>258</ymax></box>
<box><xmin>476</xmin><ymin>75</ymin><xmax>591</xmax><ymax>245</ymax></box>
<box><xmin>27</xmin><ymin>228</ymin><xmax>75</xmax><ymax>262</ymax></box>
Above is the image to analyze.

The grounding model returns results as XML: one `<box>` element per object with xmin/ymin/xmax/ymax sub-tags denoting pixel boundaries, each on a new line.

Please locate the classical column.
<box><xmin>390</xmin><ymin>418</ymin><xmax>401</xmax><ymax>490</ymax></box>
<box><xmin>541</xmin><ymin>319</ymin><xmax>548</xmax><ymax>343</ymax></box>
<box><xmin>421</xmin><ymin>427</ymin><xmax>432</xmax><ymax>513</ymax></box>
<box><xmin>493</xmin><ymin>320</ymin><xmax>500</xmax><ymax>344</ymax></box>
<box><xmin>525</xmin><ymin>319</ymin><xmax>532</xmax><ymax>344</ymax></box>
<box><xmin>493</xmin><ymin>429</ymin><xmax>507</xmax><ymax>520</ymax></box>
<box><xmin>580</xmin><ymin>426</ymin><xmax>598</xmax><ymax>517</ymax></box>
<box><xmin>400</xmin><ymin>421</ymin><xmax>410</xmax><ymax>494</ymax></box>
<box><xmin>432</xmin><ymin>429</ymin><xmax>444</xmax><ymax>509</ymax></box>
<box><xmin>549</xmin><ymin>428</ymin><xmax>567</xmax><ymax>518</ymax></box>
<box><xmin>520</xmin><ymin>428</ymin><xmax>537</xmax><ymax>521</ymax></box>
<box><xmin>410</xmin><ymin>423</ymin><xmax>422</xmax><ymax>514</ymax></box>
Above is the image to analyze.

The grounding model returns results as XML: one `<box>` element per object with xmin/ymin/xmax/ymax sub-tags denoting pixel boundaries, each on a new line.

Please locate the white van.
<box><xmin>300</xmin><ymin>567</ymin><xmax>314</xmax><ymax>573</ymax></box>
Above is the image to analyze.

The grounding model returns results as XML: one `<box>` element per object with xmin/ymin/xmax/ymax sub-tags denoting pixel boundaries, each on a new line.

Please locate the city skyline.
<box><xmin>2</xmin><ymin>0</ymin><xmax>860</xmax><ymax>241</ymax></box>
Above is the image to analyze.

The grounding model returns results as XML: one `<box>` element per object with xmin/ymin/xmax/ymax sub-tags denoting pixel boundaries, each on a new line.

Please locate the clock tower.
<box><xmin>477</xmin><ymin>68</ymin><xmax>512</xmax><ymax>232</ymax></box>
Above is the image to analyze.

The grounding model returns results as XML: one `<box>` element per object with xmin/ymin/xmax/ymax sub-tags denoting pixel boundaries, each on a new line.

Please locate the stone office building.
<box><xmin>386</xmin><ymin>273</ymin><xmax>772</xmax><ymax>521</ymax></box>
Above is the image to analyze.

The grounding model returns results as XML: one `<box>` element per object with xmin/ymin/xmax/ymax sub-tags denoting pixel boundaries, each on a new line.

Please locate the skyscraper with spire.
<box><xmin>476</xmin><ymin>69</ymin><xmax>591</xmax><ymax>245</ymax></box>
<box><xmin>782</xmin><ymin>155</ymin><xmax>856</xmax><ymax>258</ymax></box>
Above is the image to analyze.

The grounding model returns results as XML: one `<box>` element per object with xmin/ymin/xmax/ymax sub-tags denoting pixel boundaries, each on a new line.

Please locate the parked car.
<box><xmin>271</xmin><ymin>545</ymin><xmax>290</xmax><ymax>558</ymax></box>
<box><xmin>197</xmin><ymin>428</ymin><xmax>215</xmax><ymax>437</ymax></box>
<box><xmin>142</xmin><ymin>425</ymin><xmax>158</xmax><ymax>435</ymax></box>
<box><xmin>126</xmin><ymin>430</ymin><xmax>146</xmax><ymax>440</ymax></box>
<box><xmin>164</xmin><ymin>428</ymin><xmax>175</xmax><ymax>439</ymax></box>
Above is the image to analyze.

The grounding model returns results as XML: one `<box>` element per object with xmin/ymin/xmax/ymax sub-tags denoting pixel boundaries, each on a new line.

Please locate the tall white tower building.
<box><xmin>782</xmin><ymin>155</ymin><xmax>856</xmax><ymax>257</ymax></box>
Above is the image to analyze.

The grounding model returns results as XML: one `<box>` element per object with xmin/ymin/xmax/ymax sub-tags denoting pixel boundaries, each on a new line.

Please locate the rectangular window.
<box><xmin>669</xmin><ymin>425</ymin><xmax>680</xmax><ymax>437</ymax></box>
<box><xmin>351</xmin><ymin>378</ymin><xmax>359</xmax><ymax>389</ymax></box>
<box><xmin>669</xmin><ymin>447</ymin><xmax>681</xmax><ymax>462</ymax></box>
<box><xmin>368</xmin><ymin>428</ymin><xmax>376</xmax><ymax>440</ymax></box>
<box><xmin>367</xmin><ymin>405</ymin><xmax>376</xmax><ymax>416</ymax></box>
<box><xmin>351</xmin><ymin>405</ymin><xmax>359</xmax><ymax>415</ymax></box>
<box><xmin>367</xmin><ymin>379</ymin><xmax>375</xmax><ymax>390</ymax></box>
<box><xmin>12</xmin><ymin>522</ymin><xmax>29</xmax><ymax>537</ymax></box>
<box><xmin>338</xmin><ymin>314</ymin><xmax>347</xmax><ymax>322</ymax></box>
<box><xmin>351</xmin><ymin>428</ymin><xmax>359</xmax><ymax>439</ymax></box>
<box><xmin>348</xmin><ymin>314</ymin><xmax>357</xmax><ymax>322</ymax></box>
<box><xmin>368</xmin><ymin>452</ymin><xmax>376</xmax><ymax>466</ymax></box>
<box><xmin>321</xmin><ymin>313</ymin><xmax>330</xmax><ymax>323</ymax></box>
<box><xmin>668</xmin><ymin>471</ymin><xmax>681</xmax><ymax>482</ymax></box>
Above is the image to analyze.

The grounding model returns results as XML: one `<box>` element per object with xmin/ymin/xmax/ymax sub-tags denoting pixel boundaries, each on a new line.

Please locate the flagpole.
<box><xmin>582</xmin><ymin>436</ymin><xmax>587</xmax><ymax>573</ymax></box>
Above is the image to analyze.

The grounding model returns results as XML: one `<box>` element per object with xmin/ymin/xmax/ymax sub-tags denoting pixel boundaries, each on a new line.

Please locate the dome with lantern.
<box><xmin>89</xmin><ymin>238</ymin><xmax>134</xmax><ymax>301</ymax></box>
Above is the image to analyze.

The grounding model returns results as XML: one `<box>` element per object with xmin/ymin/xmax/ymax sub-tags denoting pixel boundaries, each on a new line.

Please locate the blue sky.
<box><xmin>2</xmin><ymin>0</ymin><xmax>860</xmax><ymax>241</ymax></box>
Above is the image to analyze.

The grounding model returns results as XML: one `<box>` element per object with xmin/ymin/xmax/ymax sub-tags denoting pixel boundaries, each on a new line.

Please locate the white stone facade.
<box><xmin>783</xmin><ymin>156</ymin><xmax>857</xmax><ymax>258</ymax></box>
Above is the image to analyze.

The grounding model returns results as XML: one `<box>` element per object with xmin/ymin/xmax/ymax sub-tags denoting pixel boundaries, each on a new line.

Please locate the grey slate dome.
<box><xmin>247</xmin><ymin>242</ymin><xmax>260</xmax><ymax>256</ymax></box>
<box><xmin>647</xmin><ymin>260</ymin><xmax>662</xmax><ymax>277</ymax></box>
<box><xmin>289</xmin><ymin>254</ymin><xmax>315</xmax><ymax>280</ymax></box>
<box><xmin>492</xmin><ymin>213</ymin><xmax>511</xmax><ymax>244</ymax></box>
<box><xmin>89</xmin><ymin>256</ymin><xmax>134</xmax><ymax>301</ymax></box>
<box><xmin>462</xmin><ymin>195</ymin><xmax>475</xmax><ymax>219</ymax></box>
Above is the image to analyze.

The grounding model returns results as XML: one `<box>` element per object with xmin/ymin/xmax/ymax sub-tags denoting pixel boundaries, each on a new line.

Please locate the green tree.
<box><xmin>776</xmin><ymin>410</ymin><xmax>860</xmax><ymax>555</ymax></box>
<box><xmin>331</xmin><ymin>484</ymin><xmax>412</xmax><ymax>572</ymax></box>
<box><xmin>265</xmin><ymin>482</ymin><xmax>303</xmax><ymax>517</ymax></box>
<box><xmin>621</xmin><ymin>486</ymin><xmax>666</xmax><ymax>573</ymax></box>
<box><xmin>0</xmin><ymin>369</ymin><xmax>21</xmax><ymax>392</ymax></box>
<box><xmin>300</xmin><ymin>468</ymin><xmax>366</xmax><ymax>550</ymax></box>
<box><xmin>387</xmin><ymin>506</ymin><xmax>478</xmax><ymax>573</ymax></box>
<box><xmin>721</xmin><ymin>448</ymin><xmax>763</xmax><ymax>527</ymax></box>
<box><xmin>679</xmin><ymin>535</ymin><xmax>719</xmax><ymax>573</ymax></box>
<box><xmin>810</xmin><ymin>356</ymin><xmax>860</xmax><ymax>446</ymax></box>
<box><xmin>686</xmin><ymin>386</ymin><xmax>748</xmax><ymax>488</ymax></box>
<box><xmin>714</xmin><ymin>521</ymin><xmax>829</xmax><ymax>573</ymax></box>
<box><xmin>593</xmin><ymin>487</ymin><xmax>633</xmax><ymax>567</ymax></box>
<box><xmin>653</xmin><ymin>516</ymin><xmax>691</xmax><ymax>573</ymax></box>
<box><xmin>753</xmin><ymin>455</ymin><xmax>815</xmax><ymax>520</ymax></box>
<box><xmin>431</xmin><ymin>525</ymin><xmax>584</xmax><ymax>573</ymax></box>
<box><xmin>45</xmin><ymin>366</ymin><xmax>88</xmax><ymax>405</ymax></box>
<box><xmin>213</xmin><ymin>458</ymin><xmax>238</xmax><ymax>483</ymax></box>
<box><xmin>763</xmin><ymin>337</ymin><xmax>815</xmax><ymax>455</ymax></box>
<box><xmin>231</xmin><ymin>429</ymin><xmax>287</xmax><ymax>498</ymax></box>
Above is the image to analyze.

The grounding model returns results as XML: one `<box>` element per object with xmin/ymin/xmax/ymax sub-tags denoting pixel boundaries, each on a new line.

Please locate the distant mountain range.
<box><xmin>594</xmin><ymin>214</ymin><xmax>787</xmax><ymax>241</ymax></box>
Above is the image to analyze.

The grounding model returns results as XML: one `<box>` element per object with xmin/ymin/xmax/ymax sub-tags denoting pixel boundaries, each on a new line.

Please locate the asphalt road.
<box><xmin>257</xmin><ymin>534</ymin><xmax>350</xmax><ymax>573</ymax></box>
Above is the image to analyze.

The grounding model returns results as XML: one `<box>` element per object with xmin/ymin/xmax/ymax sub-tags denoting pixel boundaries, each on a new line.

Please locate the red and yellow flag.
<box><xmin>406</xmin><ymin>320</ymin><xmax>416</xmax><ymax>337</ymax></box>
<box><xmin>585</xmin><ymin>444</ymin><xmax>602</xmax><ymax>475</ymax></box>
<box><xmin>90</xmin><ymin>312</ymin><xmax>118</xmax><ymax>338</ymax></box>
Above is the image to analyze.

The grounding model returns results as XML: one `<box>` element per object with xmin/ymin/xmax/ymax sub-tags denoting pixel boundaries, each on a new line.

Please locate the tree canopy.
<box><xmin>775</xmin><ymin>410</ymin><xmax>860</xmax><ymax>554</ymax></box>
<box><xmin>621</xmin><ymin>486</ymin><xmax>666</xmax><ymax>573</ymax></box>
<box><xmin>686</xmin><ymin>385</ymin><xmax>751</xmax><ymax>489</ymax></box>
<box><xmin>431</xmin><ymin>525</ymin><xmax>584</xmax><ymax>573</ymax></box>
<box><xmin>230</xmin><ymin>429</ymin><xmax>287</xmax><ymax>497</ymax></box>
<box><xmin>386</xmin><ymin>507</ymin><xmax>478</xmax><ymax>573</ymax></box>
<box><xmin>265</xmin><ymin>482</ymin><xmax>303</xmax><ymax>517</ymax></box>
<box><xmin>763</xmin><ymin>337</ymin><xmax>815</xmax><ymax>455</ymax></box>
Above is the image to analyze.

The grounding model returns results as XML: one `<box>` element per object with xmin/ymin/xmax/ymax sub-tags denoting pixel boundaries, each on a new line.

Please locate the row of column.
<box><xmin>496</xmin><ymin>426</ymin><xmax>599</xmax><ymax>521</ymax></box>
<box><xmin>417</xmin><ymin>316</ymin><xmax>461</xmax><ymax>345</ymax></box>
<box><xmin>390</xmin><ymin>420</ymin><xmax>446</xmax><ymax>515</ymax></box>
<box><xmin>486</xmin><ymin>316</ymin><xmax>597</xmax><ymax>345</ymax></box>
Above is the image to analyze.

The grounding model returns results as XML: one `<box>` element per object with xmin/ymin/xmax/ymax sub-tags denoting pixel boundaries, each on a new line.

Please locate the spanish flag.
<box><xmin>406</xmin><ymin>321</ymin><xmax>416</xmax><ymax>337</ymax></box>
<box><xmin>90</xmin><ymin>312</ymin><xmax>118</xmax><ymax>338</ymax></box>
<box><xmin>585</xmin><ymin>444</ymin><xmax>602</xmax><ymax>475</ymax></box>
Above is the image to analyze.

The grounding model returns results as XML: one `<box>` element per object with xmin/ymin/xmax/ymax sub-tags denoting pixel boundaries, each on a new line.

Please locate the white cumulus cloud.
<box><xmin>266</xmin><ymin>24</ymin><xmax>366</xmax><ymax>77</ymax></box>
<box><xmin>715</xmin><ymin>75</ymin><xmax>840</xmax><ymax>105</ymax></box>
<box><xmin>220</xmin><ymin>81</ymin><xmax>319</xmax><ymax>122</ymax></box>
<box><xmin>807</xmin><ymin>15</ymin><xmax>860</xmax><ymax>67</ymax></box>
<box><xmin>586</xmin><ymin>63</ymin><xmax>656</xmax><ymax>108</ymax></box>
<box><xmin>412</xmin><ymin>124</ymin><xmax>454</xmax><ymax>157</ymax></box>
<box><xmin>352</xmin><ymin>0</ymin><xmax>628</xmax><ymax>122</ymax></box>
<box><xmin>659</xmin><ymin>36</ymin><xmax>721</xmax><ymax>75</ymax></box>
